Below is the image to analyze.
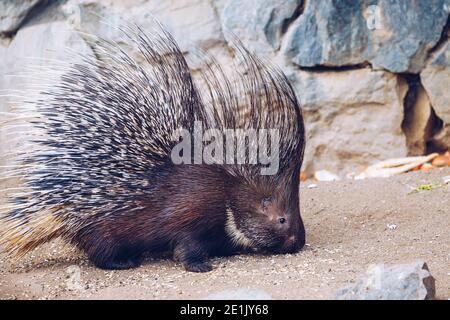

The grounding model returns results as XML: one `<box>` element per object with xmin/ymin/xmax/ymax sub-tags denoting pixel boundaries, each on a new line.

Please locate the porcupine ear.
<box><xmin>193</xmin><ymin>34</ymin><xmax>305</xmax><ymax>181</ymax></box>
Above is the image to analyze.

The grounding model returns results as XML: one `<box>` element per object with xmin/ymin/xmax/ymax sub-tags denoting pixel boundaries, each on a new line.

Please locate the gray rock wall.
<box><xmin>1</xmin><ymin>0</ymin><xmax>449</xmax><ymax>176</ymax></box>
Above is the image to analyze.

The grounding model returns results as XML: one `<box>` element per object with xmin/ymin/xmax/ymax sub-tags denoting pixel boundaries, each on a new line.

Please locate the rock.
<box><xmin>386</xmin><ymin>223</ymin><xmax>397</xmax><ymax>230</ymax></box>
<box><xmin>1</xmin><ymin>20</ymin><xmax>92</xmax><ymax>91</ymax></box>
<box><xmin>0</xmin><ymin>0</ymin><xmax>45</xmax><ymax>36</ymax></box>
<box><xmin>142</xmin><ymin>0</ymin><xmax>225</xmax><ymax>51</ymax></box>
<box><xmin>219</xmin><ymin>0</ymin><xmax>302</xmax><ymax>56</ymax></box>
<box><xmin>287</xmin><ymin>67</ymin><xmax>408</xmax><ymax>175</ymax></box>
<box><xmin>314</xmin><ymin>170</ymin><xmax>340</xmax><ymax>182</ymax></box>
<box><xmin>65</xmin><ymin>265</ymin><xmax>84</xmax><ymax>291</ymax></box>
<box><xmin>422</xmin><ymin>40</ymin><xmax>450</xmax><ymax>150</ymax></box>
<box><xmin>282</xmin><ymin>1</ymin><xmax>368</xmax><ymax>67</ymax></box>
<box><xmin>61</xmin><ymin>0</ymin><xmax>231</xmax><ymax>73</ymax></box>
<box><xmin>0</xmin><ymin>20</ymin><xmax>92</xmax><ymax>110</ymax></box>
<box><xmin>335</xmin><ymin>261</ymin><xmax>436</xmax><ymax>300</ymax></box>
<box><xmin>422</xmin><ymin>41</ymin><xmax>450</xmax><ymax>122</ymax></box>
<box><xmin>205</xmin><ymin>288</ymin><xmax>272</xmax><ymax>300</ymax></box>
<box><xmin>63</xmin><ymin>0</ymin><xmax>225</xmax><ymax>52</ymax></box>
<box><xmin>283</xmin><ymin>0</ymin><xmax>449</xmax><ymax>73</ymax></box>
<box><xmin>443</xmin><ymin>175</ymin><xmax>450</xmax><ymax>184</ymax></box>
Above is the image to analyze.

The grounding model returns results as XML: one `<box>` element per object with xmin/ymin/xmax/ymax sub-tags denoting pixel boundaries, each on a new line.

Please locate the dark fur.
<box><xmin>72</xmin><ymin>164</ymin><xmax>231</xmax><ymax>271</ymax></box>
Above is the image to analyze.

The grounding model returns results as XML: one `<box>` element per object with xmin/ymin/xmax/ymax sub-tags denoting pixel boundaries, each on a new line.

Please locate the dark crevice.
<box><xmin>1</xmin><ymin>0</ymin><xmax>57</xmax><ymax>39</ymax></box>
<box><xmin>280</xmin><ymin>0</ymin><xmax>306</xmax><ymax>36</ymax></box>
<box><xmin>399</xmin><ymin>73</ymin><xmax>447</xmax><ymax>155</ymax></box>
<box><xmin>426</xmin><ymin>109</ymin><xmax>445</xmax><ymax>154</ymax></box>
<box><xmin>400</xmin><ymin>74</ymin><xmax>422</xmax><ymax>156</ymax></box>
<box><xmin>295</xmin><ymin>61</ymin><xmax>372</xmax><ymax>72</ymax></box>
<box><xmin>427</xmin><ymin>14</ymin><xmax>450</xmax><ymax>58</ymax></box>
<box><xmin>401</xmin><ymin>73</ymin><xmax>421</xmax><ymax>111</ymax></box>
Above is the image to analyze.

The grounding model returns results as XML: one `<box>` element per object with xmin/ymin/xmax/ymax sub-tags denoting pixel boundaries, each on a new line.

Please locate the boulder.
<box><xmin>0</xmin><ymin>0</ymin><xmax>44</xmax><ymax>36</ymax></box>
<box><xmin>335</xmin><ymin>261</ymin><xmax>436</xmax><ymax>300</ymax></box>
<box><xmin>283</xmin><ymin>0</ymin><xmax>449</xmax><ymax>73</ymax></box>
<box><xmin>63</xmin><ymin>0</ymin><xmax>225</xmax><ymax>52</ymax></box>
<box><xmin>0</xmin><ymin>20</ymin><xmax>92</xmax><ymax>96</ymax></box>
<box><xmin>219</xmin><ymin>0</ymin><xmax>303</xmax><ymax>56</ymax></box>
<box><xmin>422</xmin><ymin>40</ymin><xmax>450</xmax><ymax>150</ymax></box>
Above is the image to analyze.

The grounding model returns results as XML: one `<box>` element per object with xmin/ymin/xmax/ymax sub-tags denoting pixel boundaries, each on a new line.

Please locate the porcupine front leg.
<box><xmin>173</xmin><ymin>236</ymin><xmax>213</xmax><ymax>273</ymax></box>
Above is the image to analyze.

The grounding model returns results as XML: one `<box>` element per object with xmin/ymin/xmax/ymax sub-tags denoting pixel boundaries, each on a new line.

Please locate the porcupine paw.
<box><xmin>174</xmin><ymin>239</ymin><xmax>213</xmax><ymax>272</ymax></box>
<box><xmin>93</xmin><ymin>255</ymin><xmax>143</xmax><ymax>270</ymax></box>
<box><xmin>183</xmin><ymin>260</ymin><xmax>213</xmax><ymax>273</ymax></box>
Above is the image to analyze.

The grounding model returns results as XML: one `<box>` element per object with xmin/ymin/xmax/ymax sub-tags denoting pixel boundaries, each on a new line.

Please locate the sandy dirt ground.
<box><xmin>0</xmin><ymin>168</ymin><xmax>449</xmax><ymax>300</ymax></box>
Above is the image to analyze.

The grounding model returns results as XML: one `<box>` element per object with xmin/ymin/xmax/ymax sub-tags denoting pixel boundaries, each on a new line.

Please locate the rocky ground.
<box><xmin>0</xmin><ymin>168</ymin><xmax>449</xmax><ymax>300</ymax></box>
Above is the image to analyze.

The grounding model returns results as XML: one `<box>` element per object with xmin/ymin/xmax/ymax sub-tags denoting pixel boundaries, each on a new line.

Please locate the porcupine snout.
<box><xmin>278</xmin><ymin>214</ymin><xmax>306</xmax><ymax>254</ymax></box>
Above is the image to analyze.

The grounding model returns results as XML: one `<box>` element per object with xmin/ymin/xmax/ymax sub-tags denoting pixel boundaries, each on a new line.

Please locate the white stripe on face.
<box><xmin>225</xmin><ymin>206</ymin><xmax>252</xmax><ymax>248</ymax></box>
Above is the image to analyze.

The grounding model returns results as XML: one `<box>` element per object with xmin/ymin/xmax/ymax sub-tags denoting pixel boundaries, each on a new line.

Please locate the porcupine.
<box><xmin>0</xmin><ymin>22</ymin><xmax>305</xmax><ymax>272</ymax></box>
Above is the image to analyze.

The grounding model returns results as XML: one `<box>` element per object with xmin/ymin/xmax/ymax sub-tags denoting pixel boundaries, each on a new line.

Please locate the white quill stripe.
<box><xmin>225</xmin><ymin>206</ymin><xmax>252</xmax><ymax>248</ymax></box>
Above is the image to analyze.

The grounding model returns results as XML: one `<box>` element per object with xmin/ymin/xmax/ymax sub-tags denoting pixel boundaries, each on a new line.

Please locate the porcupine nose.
<box><xmin>280</xmin><ymin>218</ymin><xmax>306</xmax><ymax>253</ymax></box>
<box><xmin>281</xmin><ymin>232</ymin><xmax>305</xmax><ymax>253</ymax></box>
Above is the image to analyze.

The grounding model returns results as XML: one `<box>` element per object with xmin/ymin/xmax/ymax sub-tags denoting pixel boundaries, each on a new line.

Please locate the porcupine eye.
<box><xmin>278</xmin><ymin>217</ymin><xmax>286</xmax><ymax>224</ymax></box>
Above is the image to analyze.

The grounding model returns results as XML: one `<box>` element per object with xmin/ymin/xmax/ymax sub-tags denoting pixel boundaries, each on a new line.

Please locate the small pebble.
<box><xmin>387</xmin><ymin>223</ymin><xmax>397</xmax><ymax>230</ymax></box>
